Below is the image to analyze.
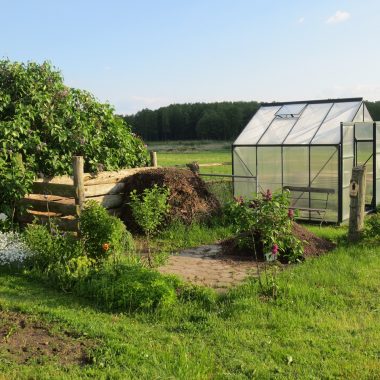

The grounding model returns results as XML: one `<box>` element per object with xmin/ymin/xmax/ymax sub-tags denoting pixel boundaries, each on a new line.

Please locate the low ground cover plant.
<box><xmin>225</xmin><ymin>190</ymin><xmax>304</xmax><ymax>263</ymax></box>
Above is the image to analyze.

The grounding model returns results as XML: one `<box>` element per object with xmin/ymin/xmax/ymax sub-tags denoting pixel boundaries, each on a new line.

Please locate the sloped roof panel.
<box><xmin>283</xmin><ymin>103</ymin><xmax>332</xmax><ymax>144</ymax></box>
<box><xmin>311</xmin><ymin>101</ymin><xmax>362</xmax><ymax>144</ymax></box>
<box><xmin>233</xmin><ymin>105</ymin><xmax>280</xmax><ymax>145</ymax></box>
<box><xmin>259</xmin><ymin>117</ymin><xmax>296</xmax><ymax>144</ymax></box>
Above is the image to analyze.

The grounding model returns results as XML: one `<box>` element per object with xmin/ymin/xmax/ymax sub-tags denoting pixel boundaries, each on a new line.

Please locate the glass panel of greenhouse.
<box><xmin>233</xmin><ymin>98</ymin><xmax>379</xmax><ymax>223</ymax></box>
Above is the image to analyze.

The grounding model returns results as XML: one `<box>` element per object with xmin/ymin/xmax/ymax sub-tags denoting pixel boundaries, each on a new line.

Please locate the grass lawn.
<box><xmin>1</xmin><ymin>225</ymin><xmax>379</xmax><ymax>379</ymax></box>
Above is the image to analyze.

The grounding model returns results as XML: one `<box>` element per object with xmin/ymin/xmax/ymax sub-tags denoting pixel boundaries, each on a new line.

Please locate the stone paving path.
<box><xmin>158</xmin><ymin>244</ymin><xmax>260</xmax><ymax>292</ymax></box>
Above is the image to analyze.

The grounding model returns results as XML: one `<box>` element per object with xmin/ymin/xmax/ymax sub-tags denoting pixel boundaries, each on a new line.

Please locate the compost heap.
<box><xmin>121</xmin><ymin>168</ymin><xmax>220</xmax><ymax>229</ymax></box>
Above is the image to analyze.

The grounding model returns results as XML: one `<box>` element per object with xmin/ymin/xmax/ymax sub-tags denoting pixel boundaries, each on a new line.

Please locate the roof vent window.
<box><xmin>275</xmin><ymin>103</ymin><xmax>306</xmax><ymax>118</ymax></box>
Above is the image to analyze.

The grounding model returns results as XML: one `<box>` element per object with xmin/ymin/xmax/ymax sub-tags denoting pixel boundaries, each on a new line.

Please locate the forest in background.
<box><xmin>123</xmin><ymin>101</ymin><xmax>380</xmax><ymax>141</ymax></box>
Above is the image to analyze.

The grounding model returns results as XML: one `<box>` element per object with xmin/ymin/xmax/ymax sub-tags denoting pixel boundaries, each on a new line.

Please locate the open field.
<box><xmin>147</xmin><ymin>140</ymin><xmax>233</xmax><ymax>176</ymax></box>
<box><xmin>1</xmin><ymin>224</ymin><xmax>379</xmax><ymax>379</ymax></box>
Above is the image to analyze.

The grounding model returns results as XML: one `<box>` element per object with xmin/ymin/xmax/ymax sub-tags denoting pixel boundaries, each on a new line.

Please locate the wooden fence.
<box><xmin>19</xmin><ymin>155</ymin><xmax>157</xmax><ymax>231</ymax></box>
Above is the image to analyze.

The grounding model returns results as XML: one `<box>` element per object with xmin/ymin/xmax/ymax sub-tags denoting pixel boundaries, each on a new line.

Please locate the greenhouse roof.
<box><xmin>234</xmin><ymin>97</ymin><xmax>372</xmax><ymax>145</ymax></box>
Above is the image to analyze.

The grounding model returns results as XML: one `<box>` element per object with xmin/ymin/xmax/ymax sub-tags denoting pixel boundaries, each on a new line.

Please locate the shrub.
<box><xmin>0</xmin><ymin>59</ymin><xmax>149</xmax><ymax>215</ymax></box>
<box><xmin>75</xmin><ymin>263</ymin><xmax>179</xmax><ymax>311</ymax></box>
<box><xmin>129</xmin><ymin>185</ymin><xmax>170</xmax><ymax>265</ymax></box>
<box><xmin>364</xmin><ymin>211</ymin><xmax>380</xmax><ymax>240</ymax></box>
<box><xmin>23</xmin><ymin>222</ymin><xmax>90</xmax><ymax>290</ymax></box>
<box><xmin>79</xmin><ymin>201</ymin><xmax>134</xmax><ymax>263</ymax></box>
<box><xmin>224</xmin><ymin>190</ymin><xmax>304</xmax><ymax>263</ymax></box>
<box><xmin>0</xmin><ymin>154</ymin><xmax>34</xmax><ymax>224</ymax></box>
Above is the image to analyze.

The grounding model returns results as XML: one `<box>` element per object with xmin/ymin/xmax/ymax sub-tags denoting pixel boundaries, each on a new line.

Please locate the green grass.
<box><xmin>147</xmin><ymin>140</ymin><xmax>233</xmax><ymax>176</ymax></box>
<box><xmin>1</xmin><ymin>236</ymin><xmax>380</xmax><ymax>378</ymax></box>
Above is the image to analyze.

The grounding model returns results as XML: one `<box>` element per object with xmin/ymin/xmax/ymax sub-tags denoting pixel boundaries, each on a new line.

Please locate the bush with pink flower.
<box><xmin>225</xmin><ymin>190</ymin><xmax>304</xmax><ymax>263</ymax></box>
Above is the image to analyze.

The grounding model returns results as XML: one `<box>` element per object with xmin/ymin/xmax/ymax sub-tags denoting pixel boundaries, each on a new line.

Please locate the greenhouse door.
<box><xmin>354</xmin><ymin>122</ymin><xmax>376</xmax><ymax>209</ymax></box>
<box><xmin>355</xmin><ymin>140</ymin><xmax>374</xmax><ymax>207</ymax></box>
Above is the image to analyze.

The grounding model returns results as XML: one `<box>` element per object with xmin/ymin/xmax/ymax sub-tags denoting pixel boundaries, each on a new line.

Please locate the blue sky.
<box><xmin>1</xmin><ymin>1</ymin><xmax>379</xmax><ymax>114</ymax></box>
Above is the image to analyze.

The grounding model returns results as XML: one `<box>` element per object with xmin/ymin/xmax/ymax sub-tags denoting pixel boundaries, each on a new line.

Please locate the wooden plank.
<box><xmin>86</xmin><ymin>194</ymin><xmax>124</xmax><ymax>209</ymax></box>
<box><xmin>31</xmin><ymin>182</ymin><xmax>76</xmax><ymax>198</ymax></box>
<box><xmin>284</xmin><ymin>186</ymin><xmax>335</xmax><ymax>194</ymax></box>
<box><xmin>83</xmin><ymin>167</ymin><xmax>155</xmax><ymax>185</ymax></box>
<box><xmin>18</xmin><ymin>211</ymin><xmax>78</xmax><ymax>231</ymax></box>
<box><xmin>33</xmin><ymin>175</ymin><xmax>73</xmax><ymax>185</ymax></box>
<box><xmin>84</xmin><ymin>182</ymin><xmax>126</xmax><ymax>197</ymax></box>
<box><xmin>150</xmin><ymin>151</ymin><xmax>157</xmax><ymax>167</ymax></box>
<box><xmin>20</xmin><ymin>197</ymin><xmax>76</xmax><ymax>216</ymax></box>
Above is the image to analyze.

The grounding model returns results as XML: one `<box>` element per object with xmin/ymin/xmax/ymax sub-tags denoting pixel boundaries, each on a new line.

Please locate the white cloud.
<box><xmin>326</xmin><ymin>10</ymin><xmax>351</xmax><ymax>24</ymax></box>
<box><xmin>298</xmin><ymin>17</ymin><xmax>305</xmax><ymax>24</ymax></box>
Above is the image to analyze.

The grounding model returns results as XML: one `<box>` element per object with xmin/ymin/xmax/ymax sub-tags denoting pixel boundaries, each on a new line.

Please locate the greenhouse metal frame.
<box><xmin>232</xmin><ymin>97</ymin><xmax>379</xmax><ymax>223</ymax></box>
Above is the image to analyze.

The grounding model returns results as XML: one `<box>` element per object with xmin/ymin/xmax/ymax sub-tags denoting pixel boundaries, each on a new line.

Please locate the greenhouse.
<box><xmin>232</xmin><ymin>97</ymin><xmax>380</xmax><ymax>223</ymax></box>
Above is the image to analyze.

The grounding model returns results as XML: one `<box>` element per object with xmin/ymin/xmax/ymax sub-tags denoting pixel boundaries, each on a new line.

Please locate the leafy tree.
<box><xmin>0</xmin><ymin>59</ymin><xmax>149</xmax><ymax>218</ymax></box>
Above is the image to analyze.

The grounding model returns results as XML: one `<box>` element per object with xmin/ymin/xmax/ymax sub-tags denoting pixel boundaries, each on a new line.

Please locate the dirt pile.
<box><xmin>292</xmin><ymin>223</ymin><xmax>336</xmax><ymax>257</ymax></box>
<box><xmin>121</xmin><ymin>168</ymin><xmax>221</xmax><ymax>229</ymax></box>
<box><xmin>221</xmin><ymin>222</ymin><xmax>335</xmax><ymax>260</ymax></box>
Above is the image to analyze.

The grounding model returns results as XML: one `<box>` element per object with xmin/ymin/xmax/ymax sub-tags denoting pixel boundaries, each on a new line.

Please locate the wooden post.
<box><xmin>150</xmin><ymin>151</ymin><xmax>157</xmax><ymax>167</ymax></box>
<box><xmin>348</xmin><ymin>165</ymin><xmax>366</xmax><ymax>242</ymax></box>
<box><xmin>73</xmin><ymin>156</ymin><xmax>85</xmax><ymax>218</ymax></box>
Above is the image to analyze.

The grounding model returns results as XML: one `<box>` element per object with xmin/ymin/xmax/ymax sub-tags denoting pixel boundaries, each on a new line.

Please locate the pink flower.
<box><xmin>234</xmin><ymin>196</ymin><xmax>244</xmax><ymax>204</ymax></box>
<box><xmin>264</xmin><ymin>189</ymin><xmax>272</xmax><ymax>201</ymax></box>
<box><xmin>272</xmin><ymin>244</ymin><xmax>278</xmax><ymax>255</ymax></box>
<box><xmin>288</xmin><ymin>209</ymin><xmax>294</xmax><ymax>219</ymax></box>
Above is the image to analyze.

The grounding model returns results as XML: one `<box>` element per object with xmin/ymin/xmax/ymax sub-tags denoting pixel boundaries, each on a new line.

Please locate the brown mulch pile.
<box><xmin>121</xmin><ymin>168</ymin><xmax>221</xmax><ymax>229</ymax></box>
<box><xmin>0</xmin><ymin>310</ymin><xmax>92</xmax><ymax>365</ymax></box>
<box><xmin>221</xmin><ymin>222</ymin><xmax>335</xmax><ymax>260</ymax></box>
<box><xmin>292</xmin><ymin>222</ymin><xmax>336</xmax><ymax>257</ymax></box>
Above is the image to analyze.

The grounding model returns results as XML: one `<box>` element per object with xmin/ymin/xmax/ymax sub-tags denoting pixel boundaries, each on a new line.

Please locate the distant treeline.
<box><xmin>123</xmin><ymin>101</ymin><xmax>380</xmax><ymax>141</ymax></box>
<box><xmin>123</xmin><ymin>101</ymin><xmax>260</xmax><ymax>141</ymax></box>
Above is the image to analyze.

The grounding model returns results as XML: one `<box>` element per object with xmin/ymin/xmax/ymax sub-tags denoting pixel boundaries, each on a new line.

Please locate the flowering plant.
<box><xmin>225</xmin><ymin>190</ymin><xmax>303</xmax><ymax>263</ymax></box>
<box><xmin>0</xmin><ymin>231</ymin><xmax>32</xmax><ymax>267</ymax></box>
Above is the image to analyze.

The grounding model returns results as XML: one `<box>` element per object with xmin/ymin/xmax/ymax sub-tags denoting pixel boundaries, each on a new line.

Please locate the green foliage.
<box><xmin>224</xmin><ymin>190</ymin><xmax>304</xmax><ymax>262</ymax></box>
<box><xmin>23</xmin><ymin>223</ymin><xmax>91</xmax><ymax>290</ymax></box>
<box><xmin>364</xmin><ymin>211</ymin><xmax>380</xmax><ymax>240</ymax></box>
<box><xmin>0</xmin><ymin>59</ymin><xmax>148</xmax><ymax>213</ymax></box>
<box><xmin>79</xmin><ymin>200</ymin><xmax>134</xmax><ymax>263</ymax></box>
<box><xmin>129</xmin><ymin>185</ymin><xmax>170</xmax><ymax>237</ymax></box>
<box><xmin>129</xmin><ymin>185</ymin><xmax>170</xmax><ymax>266</ymax></box>
<box><xmin>0</xmin><ymin>153</ymin><xmax>34</xmax><ymax>223</ymax></box>
<box><xmin>75</xmin><ymin>263</ymin><xmax>180</xmax><ymax>311</ymax></box>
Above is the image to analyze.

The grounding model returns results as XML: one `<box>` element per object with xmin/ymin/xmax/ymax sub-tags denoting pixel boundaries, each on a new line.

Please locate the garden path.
<box><xmin>158</xmin><ymin>244</ymin><xmax>260</xmax><ymax>292</ymax></box>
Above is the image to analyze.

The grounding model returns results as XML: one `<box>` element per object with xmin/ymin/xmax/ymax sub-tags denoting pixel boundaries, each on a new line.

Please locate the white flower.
<box><xmin>0</xmin><ymin>213</ymin><xmax>8</xmax><ymax>222</ymax></box>
<box><xmin>0</xmin><ymin>231</ymin><xmax>33</xmax><ymax>266</ymax></box>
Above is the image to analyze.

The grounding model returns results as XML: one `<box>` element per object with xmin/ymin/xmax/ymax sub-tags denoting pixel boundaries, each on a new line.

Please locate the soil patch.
<box><xmin>221</xmin><ymin>222</ymin><xmax>336</xmax><ymax>260</ymax></box>
<box><xmin>121</xmin><ymin>168</ymin><xmax>220</xmax><ymax>228</ymax></box>
<box><xmin>0</xmin><ymin>310</ymin><xmax>92</xmax><ymax>366</ymax></box>
<box><xmin>292</xmin><ymin>223</ymin><xmax>336</xmax><ymax>257</ymax></box>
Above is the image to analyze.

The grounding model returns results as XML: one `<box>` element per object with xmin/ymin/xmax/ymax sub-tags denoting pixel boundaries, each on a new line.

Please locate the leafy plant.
<box><xmin>364</xmin><ymin>211</ymin><xmax>380</xmax><ymax>240</ymax></box>
<box><xmin>79</xmin><ymin>201</ymin><xmax>134</xmax><ymax>264</ymax></box>
<box><xmin>0</xmin><ymin>153</ymin><xmax>34</xmax><ymax>225</ymax></box>
<box><xmin>224</xmin><ymin>190</ymin><xmax>304</xmax><ymax>263</ymax></box>
<box><xmin>75</xmin><ymin>262</ymin><xmax>179</xmax><ymax>311</ymax></box>
<box><xmin>0</xmin><ymin>59</ymin><xmax>149</xmax><ymax>217</ymax></box>
<box><xmin>129</xmin><ymin>185</ymin><xmax>170</xmax><ymax>266</ymax></box>
<box><xmin>23</xmin><ymin>222</ymin><xmax>90</xmax><ymax>290</ymax></box>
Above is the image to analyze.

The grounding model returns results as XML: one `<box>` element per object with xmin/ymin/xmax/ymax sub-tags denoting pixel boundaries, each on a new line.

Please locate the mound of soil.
<box><xmin>0</xmin><ymin>310</ymin><xmax>92</xmax><ymax>365</ymax></box>
<box><xmin>292</xmin><ymin>223</ymin><xmax>336</xmax><ymax>257</ymax></box>
<box><xmin>121</xmin><ymin>168</ymin><xmax>220</xmax><ymax>229</ymax></box>
<box><xmin>221</xmin><ymin>222</ymin><xmax>335</xmax><ymax>260</ymax></box>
